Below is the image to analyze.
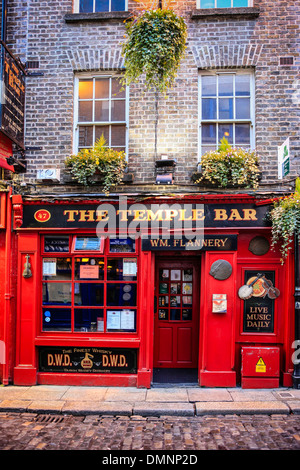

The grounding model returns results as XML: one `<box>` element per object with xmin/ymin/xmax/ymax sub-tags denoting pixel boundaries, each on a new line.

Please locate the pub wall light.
<box><xmin>155</xmin><ymin>158</ymin><xmax>176</xmax><ymax>185</ymax></box>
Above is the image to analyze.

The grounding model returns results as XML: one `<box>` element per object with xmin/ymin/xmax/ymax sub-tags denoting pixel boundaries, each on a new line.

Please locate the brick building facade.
<box><xmin>0</xmin><ymin>1</ymin><xmax>299</xmax><ymax>388</ymax></box>
<box><xmin>5</xmin><ymin>0</ymin><xmax>299</xmax><ymax>190</ymax></box>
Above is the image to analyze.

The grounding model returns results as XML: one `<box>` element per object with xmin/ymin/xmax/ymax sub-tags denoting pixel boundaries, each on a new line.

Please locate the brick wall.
<box><xmin>5</xmin><ymin>0</ymin><xmax>300</xmax><ymax>189</ymax></box>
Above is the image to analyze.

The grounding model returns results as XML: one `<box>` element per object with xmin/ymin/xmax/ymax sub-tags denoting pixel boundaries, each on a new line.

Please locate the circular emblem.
<box><xmin>34</xmin><ymin>209</ymin><xmax>51</xmax><ymax>223</ymax></box>
<box><xmin>247</xmin><ymin>276</ymin><xmax>266</xmax><ymax>297</ymax></box>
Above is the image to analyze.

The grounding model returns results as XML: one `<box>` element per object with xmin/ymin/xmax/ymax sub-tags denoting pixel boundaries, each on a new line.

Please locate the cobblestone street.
<box><xmin>0</xmin><ymin>412</ymin><xmax>300</xmax><ymax>452</ymax></box>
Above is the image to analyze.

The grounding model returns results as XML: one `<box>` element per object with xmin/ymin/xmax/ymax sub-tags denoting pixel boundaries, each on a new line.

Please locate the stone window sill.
<box><xmin>191</xmin><ymin>7</ymin><xmax>260</xmax><ymax>19</ymax></box>
<box><xmin>65</xmin><ymin>11</ymin><xmax>131</xmax><ymax>23</ymax></box>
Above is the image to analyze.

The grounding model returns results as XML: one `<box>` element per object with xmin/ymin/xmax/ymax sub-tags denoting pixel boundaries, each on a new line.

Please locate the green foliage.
<box><xmin>65</xmin><ymin>136</ymin><xmax>126</xmax><ymax>194</ymax></box>
<box><xmin>122</xmin><ymin>9</ymin><xmax>187</xmax><ymax>93</ymax></box>
<box><xmin>269</xmin><ymin>178</ymin><xmax>300</xmax><ymax>263</ymax></box>
<box><xmin>195</xmin><ymin>139</ymin><xmax>260</xmax><ymax>189</ymax></box>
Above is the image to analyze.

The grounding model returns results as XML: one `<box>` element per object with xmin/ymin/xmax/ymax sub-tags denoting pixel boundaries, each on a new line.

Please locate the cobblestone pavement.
<box><xmin>0</xmin><ymin>412</ymin><xmax>300</xmax><ymax>451</ymax></box>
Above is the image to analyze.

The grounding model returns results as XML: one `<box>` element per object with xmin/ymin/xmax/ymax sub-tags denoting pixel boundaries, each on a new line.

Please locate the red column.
<box><xmin>199</xmin><ymin>251</ymin><xmax>237</xmax><ymax>387</ymax></box>
<box><xmin>13</xmin><ymin>232</ymin><xmax>39</xmax><ymax>385</ymax></box>
<box><xmin>136</xmin><ymin>250</ymin><xmax>154</xmax><ymax>388</ymax></box>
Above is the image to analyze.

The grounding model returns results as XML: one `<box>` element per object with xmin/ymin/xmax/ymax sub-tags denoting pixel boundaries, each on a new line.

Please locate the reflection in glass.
<box><xmin>202</xmin><ymin>123</ymin><xmax>216</xmax><ymax>144</ymax></box>
<box><xmin>95</xmin><ymin>78</ymin><xmax>109</xmax><ymax>98</ymax></box>
<box><xmin>201</xmin><ymin>75</ymin><xmax>216</xmax><ymax>96</ymax></box>
<box><xmin>202</xmin><ymin>98</ymin><xmax>216</xmax><ymax>120</ymax></box>
<box><xmin>111</xmin><ymin>0</ymin><xmax>125</xmax><ymax>11</ymax></box>
<box><xmin>107</xmin><ymin>283</ymin><xmax>137</xmax><ymax>306</ymax></box>
<box><xmin>95</xmin><ymin>0</ymin><xmax>110</xmax><ymax>10</ymax></box>
<box><xmin>74</xmin><ymin>283</ymin><xmax>104</xmax><ymax>306</ymax></box>
<box><xmin>78</xmin><ymin>126</ymin><xmax>93</xmax><ymax>148</ymax></box>
<box><xmin>79</xmin><ymin>101</ymin><xmax>93</xmax><ymax>122</ymax></box>
<box><xmin>235</xmin><ymin>124</ymin><xmax>250</xmax><ymax>145</ymax></box>
<box><xmin>74</xmin><ymin>308</ymin><xmax>104</xmax><ymax>332</ymax></box>
<box><xmin>43</xmin><ymin>283</ymin><xmax>71</xmax><ymax>305</ymax></box>
<box><xmin>182</xmin><ymin>309</ymin><xmax>192</xmax><ymax>321</ymax></box>
<box><xmin>42</xmin><ymin>308</ymin><xmax>71</xmax><ymax>331</ymax></box>
<box><xmin>95</xmin><ymin>101</ymin><xmax>109</xmax><ymax>122</ymax></box>
<box><xmin>111</xmin><ymin>78</ymin><xmax>125</xmax><ymax>98</ymax></box>
<box><xmin>217</xmin><ymin>0</ymin><xmax>231</xmax><ymax>6</ymax></box>
<box><xmin>170</xmin><ymin>309</ymin><xmax>180</xmax><ymax>321</ymax></box>
<box><xmin>200</xmin><ymin>0</ymin><xmax>215</xmax><ymax>6</ymax></box>
<box><xmin>111</xmin><ymin>100</ymin><xmax>126</xmax><ymax>121</ymax></box>
<box><xmin>218</xmin><ymin>123</ymin><xmax>233</xmax><ymax>143</ymax></box>
<box><xmin>218</xmin><ymin>74</ymin><xmax>233</xmax><ymax>96</ymax></box>
<box><xmin>236</xmin><ymin>98</ymin><xmax>250</xmax><ymax>119</ymax></box>
<box><xmin>79</xmin><ymin>80</ymin><xmax>93</xmax><ymax>99</ymax></box>
<box><xmin>111</xmin><ymin>125</ymin><xmax>126</xmax><ymax>147</ymax></box>
<box><xmin>235</xmin><ymin>75</ymin><xmax>250</xmax><ymax>96</ymax></box>
<box><xmin>219</xmin><ymin>98</ymin><xmax>233</xmax><ymax>119</ymax></box>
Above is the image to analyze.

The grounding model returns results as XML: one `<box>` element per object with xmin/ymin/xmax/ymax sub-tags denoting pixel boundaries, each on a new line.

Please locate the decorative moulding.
<box><xmin>191</xmin><ymin>7</ymin><xmax>260</xmax><ymax>19</ymax></box>
<box><xmin>65</xmin><ymin>11</ymin><xmax>131</xmax><ymax>23</ymax></box>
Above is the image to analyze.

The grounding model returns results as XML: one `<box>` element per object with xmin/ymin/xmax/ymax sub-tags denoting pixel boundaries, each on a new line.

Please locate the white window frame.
<box><xmin>197</xmin><ymin>0</ymin><xmax>253</xmax><ymax>8</ymax></box>
<box><xmin>73</xmin><ymin>73</ymin><xmax>129</xmax><ymax>160</ymax></box>
<box><xmin>198</xmin><ymin>70</ymin><xmax>255</xmax><ymax>161</ymax></box>
<box><xmin>74</xmin><ymin>0</ymin><xmax>128</xmax><ymax>13</ymax></box>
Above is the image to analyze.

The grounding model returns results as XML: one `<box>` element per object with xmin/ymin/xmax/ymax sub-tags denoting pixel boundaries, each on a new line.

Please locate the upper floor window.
<box><xmin>199</xmin><ymin>71</ymin><xmax>255</xmax><ymax>156</ymax></box>
<box><xmin>199</xmin><ymin>0</ymin><xmax>251</xmax><ymax>7</ymax></box>
<box><xmin>77</xmin><ymin>0</ymin><xmax>126</xmax><ymax>12</ymax></box>
<box><xmin>74</xmin><ymin>75</ymin><xmax>128</xmax><ymax>154</ymax></box>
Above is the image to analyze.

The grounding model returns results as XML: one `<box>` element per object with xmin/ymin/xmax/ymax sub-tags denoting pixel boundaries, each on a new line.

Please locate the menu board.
<box><xmin>107</xmin><ymin>310</ymin><xmax>136</xmax><ymax>331</ymax></box>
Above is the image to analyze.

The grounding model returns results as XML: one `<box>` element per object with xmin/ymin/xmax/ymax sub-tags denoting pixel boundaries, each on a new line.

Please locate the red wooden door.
<box><xmin>154</xmin><ymin>258</ymin><xmax>200</xmax><ymax>369</ymax></box>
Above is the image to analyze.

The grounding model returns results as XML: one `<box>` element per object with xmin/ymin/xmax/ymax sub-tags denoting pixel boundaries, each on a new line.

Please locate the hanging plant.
<box><xmin>269</xmin><ymin>179</ymin><xmax>300</xmax><ymax>263</ymax></box>
<box><xmin>65</xmin><ymin>136</ymin><xmax>126</xmax><ymax>194</ymax></box>
<box><xmin>122</xmin><ymin>6</ymin><xmax>187</xmax><ymax>159</ymax></box>
<box><xmin>122</xmin><ymin>8</ymin><xmax>187</xmax><ymax>93</ymax></box>
<box><xmin>194</xmin><ymin>138</ymin><xmax>261</xmax><ymax>189</ymax></box>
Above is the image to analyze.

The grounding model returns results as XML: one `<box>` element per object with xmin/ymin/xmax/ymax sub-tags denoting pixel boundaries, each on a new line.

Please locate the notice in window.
<box><xmin>120</xmin><ymin>310</ymin><xmax>135</xmax><ymax>330</ymax></box>
<box><xmin>107</xmin><ymin>310</ymin><xmax>121</xmax><ymax>330</ymax></box>
<box><xmin>79</xmin><ymin>264</ymin><xmax>99</xmax><ymax>279</ymax></box>
<box><xmin>43</xmin><ymin>258</ymin><xmax>57</xmax><ymax>277</ymax></box>
<box><xmin>123</xmin><ymin>258</ymin><xmax>137</xmax><ymax>277</ymax></box>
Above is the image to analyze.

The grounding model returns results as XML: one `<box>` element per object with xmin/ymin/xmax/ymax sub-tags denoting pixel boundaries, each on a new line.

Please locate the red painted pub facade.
<box><xmin>7</xmin><ymin>192</ymin><xmax>294</xmax><ymax>389</ymax></box>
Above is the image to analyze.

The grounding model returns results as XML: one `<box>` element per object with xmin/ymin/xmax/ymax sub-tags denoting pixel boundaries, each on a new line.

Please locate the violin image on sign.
<box><xmin>238</xmin><ymin>273</ymin><xmax>280</xmax><ymax>300</ymax></box>
<box><xmin>261</xmin><ymin>276</ymin><xmax>280</xmax><ymax>299</ymax></box>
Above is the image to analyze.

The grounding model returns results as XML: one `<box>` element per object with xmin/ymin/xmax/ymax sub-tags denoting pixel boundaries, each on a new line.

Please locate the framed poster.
<box><xmin>242</xmin><ymin>271</ymin><xmax>277</xmax><ymax>333</ymax></box>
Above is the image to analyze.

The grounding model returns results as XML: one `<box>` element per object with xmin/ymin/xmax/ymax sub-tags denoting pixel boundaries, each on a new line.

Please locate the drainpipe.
<box><xmin>3</xmin><ymin>187</ymin><xmax>12</xmax><ymax>385</ymax></box>
<box><xmin>293</xmin><ymin>233</ymin><xmax>300</xmax><ymax>388</ymax></box>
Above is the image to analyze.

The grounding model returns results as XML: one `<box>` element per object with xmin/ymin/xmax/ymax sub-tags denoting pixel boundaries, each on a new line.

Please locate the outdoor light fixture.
<box><xmin>155</xmin><ymin>159</ymin><xmax>176</xmax><ymax>185</ymax></box>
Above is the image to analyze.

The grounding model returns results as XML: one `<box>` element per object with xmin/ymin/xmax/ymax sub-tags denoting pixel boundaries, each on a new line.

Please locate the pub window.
<box><xmin>199</xmin><ymin>0</ymin><xmax>251</xmax><ymax>7</ymax></box>
<box><xmin>41</xmin><ymin>236</ymin><xmax>137</xmax><ymax>333</ymax></box>
<box><xmin>77</xmin><ymin>0</ymin><xmax>127</xmax><ymax>12</ymax></box>
<box><xmin>74</xmin><ymin>75</ymin><xmax>128</xmax><ymax>154</ymax></box>
<box><xmin>199</xmin><ymin>71</ymin><xmax>255</xmax><ymax>157</ymax></box>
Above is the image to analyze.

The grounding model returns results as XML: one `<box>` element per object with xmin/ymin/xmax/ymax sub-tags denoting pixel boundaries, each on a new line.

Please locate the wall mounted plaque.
<box><xmin>209</xmin><ymin>259</ymin><xmax>232</xmax><ymax>280</ymax></box>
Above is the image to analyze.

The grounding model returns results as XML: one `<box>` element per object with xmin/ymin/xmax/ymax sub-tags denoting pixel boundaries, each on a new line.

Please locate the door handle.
<box><xmin>154</xmin><ymin>295</ymin><xmax>157</xmax><ymax>314</ymax></box>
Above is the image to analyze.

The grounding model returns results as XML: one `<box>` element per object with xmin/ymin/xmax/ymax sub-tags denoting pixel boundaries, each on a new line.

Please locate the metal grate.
<box><xmin>34</xmin><ymin>414</ymin><xmax>66</xmax><ymax>424</ymax></box>
<box><xmin>279</xmin><ymin>57</ymin><xmax>294</xmax><ymax>66</ymax></box>
<box><xmin>26</xmin><ymin>60</ymin><xmax>40</xmax><ymax>69</ymax></box>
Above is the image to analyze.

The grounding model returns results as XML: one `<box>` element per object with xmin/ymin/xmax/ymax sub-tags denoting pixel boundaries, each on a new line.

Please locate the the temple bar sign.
<box><xmin>22</xmin><ymin>203</ymin><xmax>271</xmax><ymax>229</ymax></box>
